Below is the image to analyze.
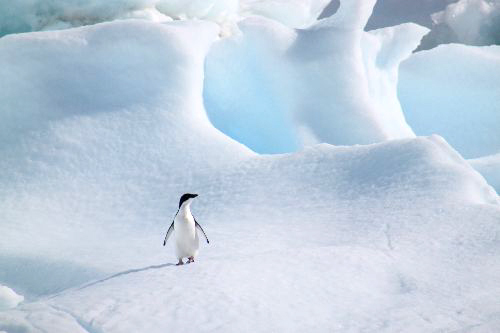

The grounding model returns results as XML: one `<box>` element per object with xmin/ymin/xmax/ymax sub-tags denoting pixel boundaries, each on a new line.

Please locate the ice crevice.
<box><xmin>48</xmin><ymin>304</ymin><xmax>101</xmax><ymax>333</ymax></box>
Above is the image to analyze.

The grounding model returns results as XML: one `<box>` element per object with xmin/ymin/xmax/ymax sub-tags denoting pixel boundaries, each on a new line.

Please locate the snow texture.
<box><xmin>0</xmin><ymin>286</ymin><xmax>23</xmax><ymax>311</ymax></box>
<box><xmin>204</xmin><ymin>0</ymin><xmax>428</xmax><ymax>153</ymax></box>
<box><xmin>399</xmin><ymin>43</ymin><xmax>500</xmax><ymax>159</ymax></box>
<box><xmin>0</xmin><ymin>19</ymin><xmax>252</xmax><ymax>298</ymax></box>
<box><xmin>0</xmin><ymin>0</ymin><xmax>499</xmax><ymax>332</ymax></box>
<box><xmin>469</xmin><ymin>153</ymin><xmax>500</xmax><ymax>194</ymax></box>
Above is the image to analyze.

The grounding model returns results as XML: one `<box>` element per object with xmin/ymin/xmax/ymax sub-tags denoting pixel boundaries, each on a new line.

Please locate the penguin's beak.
<box><xmin>193</xmin><ymin>194</ymin><xmax>198</xmax><ymax>198</ymax></box>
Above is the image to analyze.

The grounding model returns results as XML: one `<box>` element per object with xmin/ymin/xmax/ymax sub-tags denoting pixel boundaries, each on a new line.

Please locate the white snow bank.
<box><xmin>240</xmin><ymin>0</ymin><xmax>331</xmax><ymax>28</ymax></box>
<box><xmin>0</xmin><ymin>286</ymin><xmax>23</xmax><ymax>310</ymax></box>
<box><xmin>399</xmin><ymin>43</ymin><xmax>500</xmax><ymax>159</ymax></box>
<box><xmin>469</xmin><ymin>153</ymin><xmax>500</xmax><ymax>194</ymax></box>
<box><xmin>1</xmin><ymin>135</ymin><xmax>499</xmax><ymax>332</ymax></box>
<box><xmin>0</xmin><ymin>19</ymin><xmax>252</xmax><ymax>296</ymax></box>
<box><xmin>205</xmin><ymin>0</ymin><xmax>428</xmax><ymax>153</ymax></box>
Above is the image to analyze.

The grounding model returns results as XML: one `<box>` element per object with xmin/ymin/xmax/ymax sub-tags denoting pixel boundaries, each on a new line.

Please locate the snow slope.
<box><xmin>0</xmin><ymin>19</ymin><xmax>253</xmax><ymax>298</ymax></box>
<box><xmin>0</xmin><ymin>0</ymin><xmax>500</xmax><ymax>332</ymax></box>
<box><xmin>469</xmin><ymin>153</ymin><xmax>500</xmax><ymax>194</ymax></box>
<box><xmin>1</xmin><ymin>135</ymin><xmax>499</xmax><ymax>332</ymax></box>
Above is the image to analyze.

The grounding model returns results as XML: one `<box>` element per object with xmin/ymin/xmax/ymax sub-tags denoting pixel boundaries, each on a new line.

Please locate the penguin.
<box><xmin>163</xmin><ymin>193</ymin><xmax>209</xmax><ymax>265</ymax></box>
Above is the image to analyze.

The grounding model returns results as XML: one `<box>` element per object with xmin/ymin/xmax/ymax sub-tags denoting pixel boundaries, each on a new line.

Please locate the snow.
<box><xmin>0</xmin><ymin>19</ymin><xmax>252</xmax><ymax>297</ymax></box>
<box><xmin>0</xmin><ymin>286</ymin><xmax>23</xmax><ymax>311</ymax></box>
<box><xmin>469</xmin><ymin>153</ymin><xmax>500</xmax><ymax>194</ymax></box>
<box><xmin>0</xmin><ymin>0</ymin><xmax>332</xmax><ymax>38</ymax></box>
<box><xmin>205</xmin><ymin>0</ymin><xmax>428</xmax><ymax>153</ymax></box>
<box><xmin>1</xmin><ymin>133</ymin><xmax>499</xmax><ymax>332</ymax></box>
<box><xmin>240</xmin><ymin>0</ymin><xmax>331</xmax><ymax>28</ymax></box>
<box><xmin>399</xmin><ymin>43</ymin><xmax>500</xmax><ymax>159</ymax></box>
<box><xmin>1</xmin><ymin>0</ymin><xmax>500</xmax><ymax>331</ymax></box>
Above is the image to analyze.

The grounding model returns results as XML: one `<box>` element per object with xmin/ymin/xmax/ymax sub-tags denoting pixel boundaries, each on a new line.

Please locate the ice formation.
<box><xmin>0</xmin><ymin>285</ymin><xmax>23</xmax><ymax>311</ymax></box>
<box><xmin>0</xmin><ymin>19</ymin><xmax>252</xmax><ymax>297</ymax></box>
<box><xmin>1</xmin><ymin>127</ymin><xmax>499</xmax><ymax>331</ymax></box>
<box><xmin>420</xmin><ymin>0</ymin><xmax>500</xmax><ymax>49</ymax></box>
<box><xmin>0</xmin><ymin>0</ymin><xmax>499</xmax><ymax>331</ymax></box>
<box><xmin>469</xmin><ymin>153</ymin><xmax>500</xmax><ymax>193</ymax></box>
<box><xmin>0</xmin><ymin>0</ymin><xmax>333</xmax><ymax>38</ymax></box>
<box><xmin>399</xmin><ymin>43</ymin><xmax>500</xmax><ymax>159</ymax></box>
<box><xmin>205</xmin><ymin>0</ymin><xmax>428</xmax><ymax>153</ymax></box>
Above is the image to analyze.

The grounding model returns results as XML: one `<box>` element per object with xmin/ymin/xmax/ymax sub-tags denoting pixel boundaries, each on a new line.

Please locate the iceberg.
<box><xmin>399</xmin><ymin>43</ymin><xmax>500</xmax><ymax>159</ymax></box>
<box><xmin>0</xmin><ymin>0</ymin><xmax>499</xmax><ymax>331</ymax></box>
<box><xmin>205</xmin><ymin>0</ymin><xmax>428</xmax><ymax>153</ymax></box>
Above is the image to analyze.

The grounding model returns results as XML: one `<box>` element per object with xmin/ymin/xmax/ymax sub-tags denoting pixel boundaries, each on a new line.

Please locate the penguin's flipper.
<box><xmin>163</xmin><ymin>221</ymin><xmax>174</xmax><ymax>246</ymax></box>
<box><xmin>194</xmin><ymin>218</ymin><xmax>209</xmax><ymax>244</ymax></box>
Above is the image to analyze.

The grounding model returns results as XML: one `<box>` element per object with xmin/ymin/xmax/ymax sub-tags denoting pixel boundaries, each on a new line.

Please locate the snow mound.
<box><xmin>399</xmin><ymin>43</ymin><xmax>500</xmax><ymax>159</ymax></box>
<box><xmin>0</xmin><ymin>19</ymin><xmax>252</xmax><ymax>297</ymax></box>
<box><xmin>1</xmin><ymin>135</ymin><xmax>499</xmax><ymax>332</ymax></box>
<box><xmin>204</xmin><ymin>0</ymin><xmax>428</xmax><ymax>153</ymax></box>
<box><xmin>0</xmin><ymin>286</ymin><xmax>23</xmax><ymax>311</ymax></box>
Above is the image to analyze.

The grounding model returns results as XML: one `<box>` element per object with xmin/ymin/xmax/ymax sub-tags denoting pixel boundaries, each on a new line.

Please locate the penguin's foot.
<box><xmin>176</xmin><ymin>259</ymin><xmax>184</xmax><ymax>266</ymax></box>
<box><xmin>187</xmin><ymin>256</ymin><xmax>194</xmax><ymax>263</ymax></box>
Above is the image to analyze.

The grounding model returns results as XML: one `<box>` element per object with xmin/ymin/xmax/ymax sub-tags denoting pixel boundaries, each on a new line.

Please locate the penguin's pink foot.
<box><xmin>176</xmin><ymin>259</ymin><xmax>184</xmax><ymax>266</ymax></box>
<box><xmin>188</xmin><ymin>256</ymin><xmax>194</xmax><ymax>263</ymax></box>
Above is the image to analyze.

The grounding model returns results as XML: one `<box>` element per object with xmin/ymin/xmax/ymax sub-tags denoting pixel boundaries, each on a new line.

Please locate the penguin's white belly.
<box><xmin>174</xmin><ymin>216</ymin><xmax>199</xmax><ymax>259</ymax></box>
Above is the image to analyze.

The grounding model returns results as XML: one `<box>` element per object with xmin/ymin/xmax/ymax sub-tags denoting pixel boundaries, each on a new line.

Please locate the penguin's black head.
<box><xmin>179</xmin><ymin>193</ymin><xmax>198</xmax><ymax>208</ymax></box>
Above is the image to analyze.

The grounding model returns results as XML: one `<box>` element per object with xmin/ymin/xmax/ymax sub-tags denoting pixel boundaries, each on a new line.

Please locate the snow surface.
<box><xmin>205</xmin><ymin>0</ymin><xmax>428</xmax><ymax>153</ymax></box>
<box><xmin>0</xmin><ymin>19</ymin><xmax>252</xmax><ymax>298</ymax></box>
<box><xmin>1</xmin><ymin>0</ymin><xmax>500</xmax><ymax>332</ymax></box>
<box><xmin>399</xmin><ymin>43</ymin><xmax>500</xmax><ymax>159</ymax></box>
<box><xmin>1</xmin><ymin>131</ymin><xmax>500</xmax><ymax>331</ymax></box>
<box><xmin>469</xmin><ymin>153</ymin><xmax>500</xmax><ymax>194</ymax></box>
<box><xmin>0</xmin><ymin>286</ymin><xmax>23</xmax><ymax>311</ymax></box>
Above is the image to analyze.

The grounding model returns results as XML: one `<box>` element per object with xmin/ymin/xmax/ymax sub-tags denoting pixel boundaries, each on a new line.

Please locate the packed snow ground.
<box><xmin>2</xmin><ymin>135</ymin><xmax>500</xmax><ymax>332</ymax></box>
<box><xmin>0</xmin><ymin>0</ymin><xmax>500</xmax><ymax>332</ymax></box>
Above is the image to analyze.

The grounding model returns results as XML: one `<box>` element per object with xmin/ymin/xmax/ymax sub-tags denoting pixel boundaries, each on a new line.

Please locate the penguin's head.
<box><xmin>179</xmin><ymin>193</ymin><xmax>198</xmax><ymax>208</ymax></box>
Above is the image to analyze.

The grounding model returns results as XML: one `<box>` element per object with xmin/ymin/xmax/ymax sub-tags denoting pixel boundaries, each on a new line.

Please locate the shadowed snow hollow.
<box><xmin>399</xmin><ymin>43</ymin><xmax>500</xmax><ymax>159</ymax></box>
<box><xmin>204</xmin><ymin>0</ymin><xmax>428</xmax><ymax>153</ymax></box>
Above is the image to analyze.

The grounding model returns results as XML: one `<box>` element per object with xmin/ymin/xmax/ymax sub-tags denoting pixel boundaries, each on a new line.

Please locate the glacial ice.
<box><xmin>419</xmin><ymin>0</ymin><xmax>500</xmax><ymax>50</ymax></box>
<box><xmin>0</xmin><ymin>286</ymin><xmax>23</xmax><ymax>311</ymax></box>
<box><xmin>469</xmin><ymin>153</ymin><xmax>500</xmax><ymax>194</ymax></box>
<box><xmin>0</xmin><ymin>0</ymin><xmax>499</xmax><ymax>331</ymax></box>
<box><xmin>0</xmin><ymin>0</ymin><xmax>333</xmax><ymax>38</ymax></box>
<box><xmin>205</xmin><ymin>0</ymin><xmax>428</xmax><ymax>153</ymax></box>
<box><xmin>399</xmin><ymin>43</ymin><xmax>500</xmax><ymax>159</ymax></box>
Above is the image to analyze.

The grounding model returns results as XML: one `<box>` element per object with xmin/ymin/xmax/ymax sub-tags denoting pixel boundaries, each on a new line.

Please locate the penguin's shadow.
<box><xmin>77</xmin><ymin>263</ymin><xmax>175</xmax><ymax>291</ymax></box>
